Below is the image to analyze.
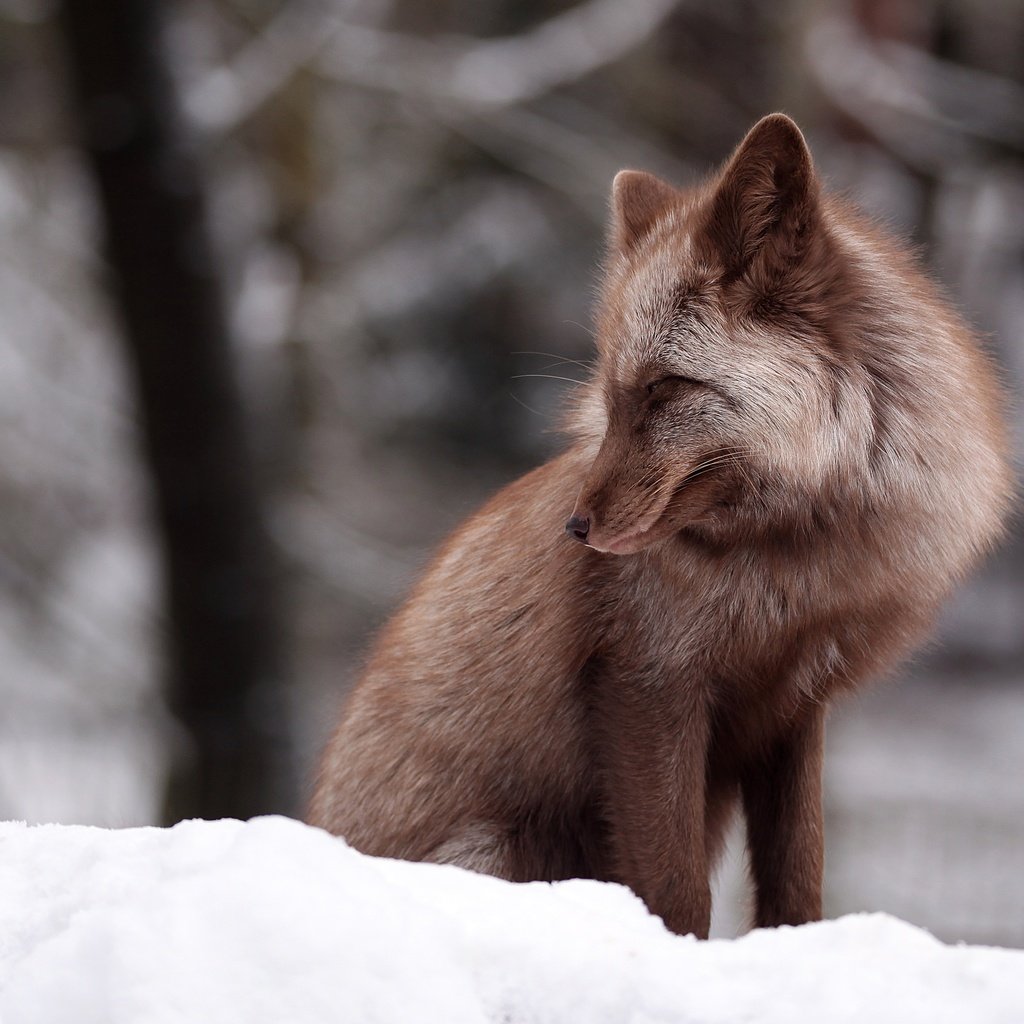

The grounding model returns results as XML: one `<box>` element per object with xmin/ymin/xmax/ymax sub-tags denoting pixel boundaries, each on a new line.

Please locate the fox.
<box><xmin>308</xmin><ymin>114</ymin><xmax>1012</xmax><ymax>938</ymax></box>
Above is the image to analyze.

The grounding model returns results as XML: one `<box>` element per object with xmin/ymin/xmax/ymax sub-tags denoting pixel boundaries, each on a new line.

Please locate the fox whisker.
<box><xmin>511</xmin><ymin>373</ymin><xmax>586</xmax><ymax>386</ymax></box>
<box><xmin>514</xmin><ymin>350</ymin><xmax>594</xmax><ymax>372</ymax></box>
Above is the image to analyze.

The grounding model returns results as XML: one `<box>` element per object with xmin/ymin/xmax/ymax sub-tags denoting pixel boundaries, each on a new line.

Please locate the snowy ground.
<box><xmin>1</xmin><ymin>816</ymin><xmax>1022</xmax><ymax>1023</ymax></box>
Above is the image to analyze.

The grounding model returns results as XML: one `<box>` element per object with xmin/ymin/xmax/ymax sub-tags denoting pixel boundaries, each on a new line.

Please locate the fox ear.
<box><xmin>611</xmin><ymin>170</ymin><xmax>679</xmax><ymax>252</ymax></box>
<box><xmin>702</xmin><ymin>113</ymin><xmax>820</xmax><ymax>280</ymax></box>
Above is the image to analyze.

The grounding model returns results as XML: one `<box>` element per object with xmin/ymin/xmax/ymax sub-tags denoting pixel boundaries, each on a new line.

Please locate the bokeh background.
<box><xmin>1</xmin><ymin>0</ymin><xmax>1021</xmax><ymax>945</ymax></box>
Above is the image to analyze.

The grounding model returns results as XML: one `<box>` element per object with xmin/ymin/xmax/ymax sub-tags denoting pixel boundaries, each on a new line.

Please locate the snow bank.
<box><xmin>0</xmin><ymin>816</ymin><xmax>1020</xmax><ymax>1023</ymax></box>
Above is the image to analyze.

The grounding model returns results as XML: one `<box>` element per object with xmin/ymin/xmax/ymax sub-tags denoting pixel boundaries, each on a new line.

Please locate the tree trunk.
<box><xmin>57</xmin><ymin>0</ymin><xmax>294</xmax><ymax>821</ymax></box>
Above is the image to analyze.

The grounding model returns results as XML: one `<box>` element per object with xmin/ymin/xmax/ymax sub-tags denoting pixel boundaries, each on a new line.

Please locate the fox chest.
<box><xmin>597</xmin><ymin>557</ymin><xmax>832</xmax><ymax>751</ymax></box>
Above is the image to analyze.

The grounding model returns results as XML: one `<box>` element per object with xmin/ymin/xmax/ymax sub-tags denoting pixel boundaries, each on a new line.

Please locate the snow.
<box><xmin>0</xmin><ymin>816</ymin><xmax>1021</xmax><ymax>1023</ymax></box>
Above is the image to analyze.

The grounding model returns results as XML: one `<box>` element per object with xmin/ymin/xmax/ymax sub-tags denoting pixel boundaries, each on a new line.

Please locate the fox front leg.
<box><xmin>740</xmin><ymin>705</ymin><xmax>825</xmax><ymax>928</ymax></box>
<box><xmin>594</xmin><ymin>677</ymin><xmax>713</xmax><ymax>938</ymax></box>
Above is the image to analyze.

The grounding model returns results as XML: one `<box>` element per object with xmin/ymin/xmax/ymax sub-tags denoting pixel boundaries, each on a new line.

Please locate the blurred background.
<box><xmin>0</xmin><ymin>0</ymin><xmax>1020</xmax><ymax>945</ymax></box>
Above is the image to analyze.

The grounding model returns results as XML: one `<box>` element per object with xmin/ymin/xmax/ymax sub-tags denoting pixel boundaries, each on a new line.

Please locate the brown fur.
<box><xmin>308</xmin><ymin>115</ymin><xmax>1012</xmax><ymax>938</ymax></box>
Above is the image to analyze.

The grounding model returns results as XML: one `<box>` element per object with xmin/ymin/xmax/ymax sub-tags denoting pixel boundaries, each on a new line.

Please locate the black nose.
<box><xmin>565</xmin><ymin>514</ymin><xmax>590</xmax><ymax>543</ymax></box>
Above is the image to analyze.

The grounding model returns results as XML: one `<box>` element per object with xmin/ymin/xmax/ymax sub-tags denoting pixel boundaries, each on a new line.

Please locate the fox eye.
<box><xmin>645</xmin><ymin>375</ymin><xmax>699</xmax><ymax>396</ymax></box>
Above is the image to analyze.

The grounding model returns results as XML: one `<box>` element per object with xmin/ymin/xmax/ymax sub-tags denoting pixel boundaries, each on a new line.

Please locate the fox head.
<box><xmin>566</xmin><ymin>113</ymin><xmax>871</xmax><ymax>555</ymax></box>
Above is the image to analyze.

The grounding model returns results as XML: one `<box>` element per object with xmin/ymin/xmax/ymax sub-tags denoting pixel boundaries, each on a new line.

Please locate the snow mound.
<box><xmin>0</xmin><ymin>816</ymin><xmax>1020</xmax><ymax>1023</ymax></box>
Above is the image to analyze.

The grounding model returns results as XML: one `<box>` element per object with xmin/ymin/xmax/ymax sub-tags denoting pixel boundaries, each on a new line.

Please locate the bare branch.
<box><xmin>185</xmin><ymin>0</ymin><xmax>336</xmax><ymax>131</ymax></box>
<box><xmin>318</xmin><ymin>0</ymin><xmax>682</xmax><ymax>110</ymax></box>
<box><xmin>806</xmin><ymin>17</ymin><xmax>1024</xmax><ymax>173</ymax></box>
<box><xmin>436</xmin><ymin>102</ymin><xmax>695</xmax><ymax>214</ymax></box>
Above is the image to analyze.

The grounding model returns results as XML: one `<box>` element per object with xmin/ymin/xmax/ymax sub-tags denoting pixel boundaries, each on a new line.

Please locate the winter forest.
<box><xmin>0</xmin><ymin>0</ymin><xmax>1022</xmax><ymax>979</ymax></box>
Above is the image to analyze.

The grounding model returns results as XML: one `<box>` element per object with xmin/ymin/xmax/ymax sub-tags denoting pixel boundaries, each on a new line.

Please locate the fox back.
<box><xmin>309</xmin><ymin>114</ymin><xmax>1012</xmax><ymax>938</ymax></box>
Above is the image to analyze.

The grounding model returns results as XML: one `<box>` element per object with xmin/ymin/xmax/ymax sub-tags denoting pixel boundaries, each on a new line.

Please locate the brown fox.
<box><xmin>309</xmin><ymin>114</ymin><xmax>1012</xmax><ymax>938</ymax></box>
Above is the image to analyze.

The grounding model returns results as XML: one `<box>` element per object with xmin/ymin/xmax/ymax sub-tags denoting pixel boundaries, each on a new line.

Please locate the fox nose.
<box><xmin>565</xmin><ymin>514</ymin><xmax>590</xmax><ymax>544</ymax></box>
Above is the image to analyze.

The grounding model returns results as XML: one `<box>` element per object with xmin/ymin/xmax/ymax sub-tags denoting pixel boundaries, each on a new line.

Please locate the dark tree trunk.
<box><xmin>57</xmin><ymin>0</ymin><xmax>294</xmax><ymax>821</ymax></box>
